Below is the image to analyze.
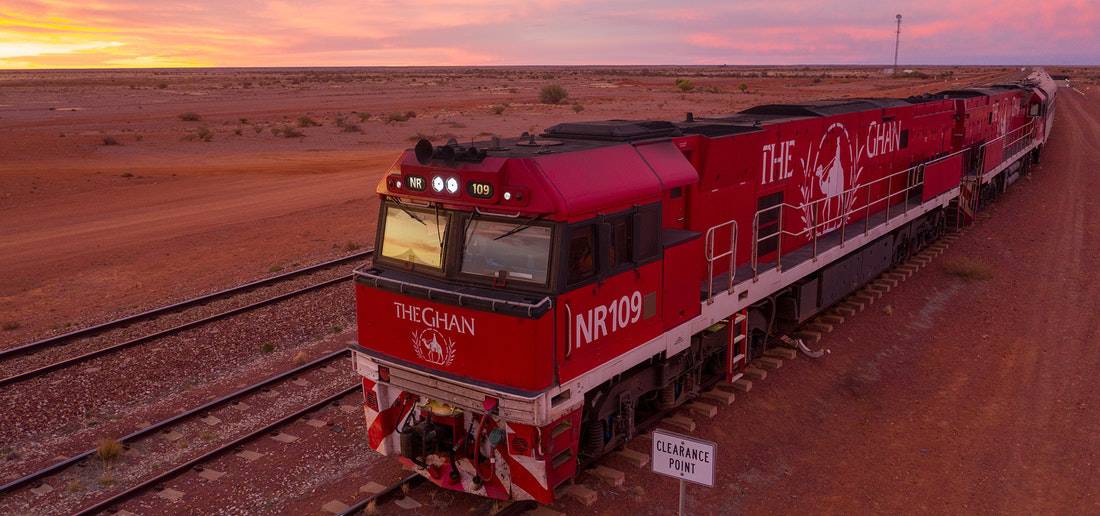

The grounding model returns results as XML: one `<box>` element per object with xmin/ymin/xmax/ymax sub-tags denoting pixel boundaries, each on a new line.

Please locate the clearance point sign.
<box><xmin>651</xmin><ymin>428</ymin><xmax>717</xmax><ymax>487</ymax></box>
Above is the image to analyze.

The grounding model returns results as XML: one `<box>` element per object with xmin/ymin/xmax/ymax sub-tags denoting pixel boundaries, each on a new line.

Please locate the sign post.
<box><xmin>651</xmin><ymin>428</ymin><xmax>716</xmax><ymax>516</ymax></box>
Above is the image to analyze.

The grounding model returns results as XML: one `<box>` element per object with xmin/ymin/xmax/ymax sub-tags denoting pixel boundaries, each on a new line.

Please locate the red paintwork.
<box><xmin>354</xmin><ymin>72</ymin><xmax>1057</xmax><ymax>503</ymax></box>
<box><xmin>355</xmin><ymin>282</ymin><xmax>555</xmax><ymax>392</ymax></box>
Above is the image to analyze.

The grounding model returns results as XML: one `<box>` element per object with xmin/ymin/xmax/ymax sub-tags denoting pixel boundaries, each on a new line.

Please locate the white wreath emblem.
<box><xmin>411</xmin><ymin>328</ymin><xmax>457</xmax><ymax>367</ymax></box>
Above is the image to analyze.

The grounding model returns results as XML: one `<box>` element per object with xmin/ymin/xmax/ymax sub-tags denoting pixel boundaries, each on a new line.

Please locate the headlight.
<box><xmin>446</xmin><ymin>177</ymin><xmax>459</xmax><ymax>194</ymax></box>
<box><xmin>432</xmin><ymin>176</ymin><xmax>444</xmax><ymax>192</ymax></box>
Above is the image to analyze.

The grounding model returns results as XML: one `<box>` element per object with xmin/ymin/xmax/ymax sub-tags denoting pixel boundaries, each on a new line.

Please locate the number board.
<box><xmin>467</xmin><ymin>181</ymin><xmax>493</xmax><ymax>199</ymax></box>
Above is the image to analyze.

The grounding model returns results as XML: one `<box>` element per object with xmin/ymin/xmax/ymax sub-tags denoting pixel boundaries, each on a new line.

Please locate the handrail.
<box><xmin>354</xmin><ymin>266</ymin><xmax>552</xmax><ymax>317</ymax></box>
<box><xmin>704</xmin><ymin>219</ymin><xmax>738</xmax><ymax>303</ymax></box>
<box><xmin>747</xmin><ymin>118</ymin><xmax>1039</xmax><ymax>280</ymax></box>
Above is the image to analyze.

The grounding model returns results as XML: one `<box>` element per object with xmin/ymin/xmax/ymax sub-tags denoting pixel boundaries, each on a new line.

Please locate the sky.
<box><xmin>1</xmin><ymin>0</ymin><xmax>1097</xmax><ymax>69</ymax></box>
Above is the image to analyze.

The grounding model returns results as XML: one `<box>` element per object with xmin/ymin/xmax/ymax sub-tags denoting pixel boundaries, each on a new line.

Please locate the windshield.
<box><xmin>461</xmin><ymin>218</ymin><xmax>552</xmax><ymax>284</ymax></box>
<box><xmin>380</xmin><ymin>204</ymin><xmax>448</xmax><ymax>268</ymax></box>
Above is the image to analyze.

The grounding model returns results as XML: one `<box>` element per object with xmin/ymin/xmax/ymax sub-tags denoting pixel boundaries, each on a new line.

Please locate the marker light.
<box><xmin>446</xmin><ymin>177</ymin><xmax>459</xmax><ymax>194</ymax></box>
<box><xmin>503</xmin><ymin>191</ymin><xmax>512</xmax><ymax>201</ymax></box>
<box><xmin>432</xmin><ymin>176</ymin><xmax>445</xmax><ymax>192</ymax></box>
<box><xmin>395</xmin><ymin>180</ymin><xmax>402</xmax><ymax>189</ymax></box>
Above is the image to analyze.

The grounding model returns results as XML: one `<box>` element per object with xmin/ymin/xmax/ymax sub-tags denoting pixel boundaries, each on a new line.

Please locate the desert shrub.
<box><xmin>341</xmin><ymin>124</ymin><xmax>362</xmax><ymax>133</ymax></box>
<box><xmin>572</xmin><ymin>103</ymin><xmax>585</xmax><ymax>113</ymax></box>
<box><xmin>96</xmin><ymin>438</ymin><xmax>122</xmax><ymax>464</ymax></box>
<box><xmin>491</xmin><ymin>104</ymin><xmax>507</xmax><ymax>115</ymax></box>
<box><xmin>183</xmin><ymin>127</ymin><xmax>214</xmax><ymax>142</ymax></box>
<box><xmin>385</xmin><ymin>112</ymin><xmax>411</xmax><ymax>123</ymax></box>
<box><xmin>101</xmin><ymin>136</ymin><xmax>121</xmax><ymax>146</ymax></box>
<box><xmin>296</xmin><ymin>115</ymin><xmax>320</xmax><ymax>128</ymax></box>
<box><xmin>271</xmin><ymin>126</ymin><xmax>304</xmax><ymax>138</ymax></box>
<box><xmin>239</xmin><ymin>118</ymin><xmax>249</xmax><ymax>124</ymax></box>
<box><xmin>260</xmin><ymin>342</ymin><xmax>275</xmax><ymax>353</ymax></box>
<box><xmin>119</xmin><ymin>172</ymin><xmax>134</xmax><ymax>178</ymax></box>
<box><xmin>942</xmin><ymin>257</ymin><xmax>992</xmax><ymax>281</ymax></box>
<box><xmin>253</xmin><ymin>125</ymin><xmax>264</xmax><ymax>134</ymax></box>
<box><xmin>1</xmin><ymin>321</ymin><xmax>19</xmax><ymax>331</ymax></box>
<box><xmin>812</xmin><ymin>77</ymin><xmax>823</xmax><ymax>84</ymax></box>
<box><xmin>233</xmin><ymin>128</ymin><xmax>243</xmax><ymax>136</ymax></box>
<box><xmin>675</xmin><ymin>78</ymin><xmax>694</xmax><ymax>92</ymax></box>
<box><xmin>357</xmin><ymin>112</ymin><xmax>371</xmax><ymax>122</ymax></box>
<box><xmin>292</xmin><ymin>351</ymin><xmax>308</xmax><ymax>365</ymax></box>
<box><xmin>738</xmin><ymin>83</ymin><xmax>749</xmax><ymax>94</ymax></box>
<box><xmin>539</xmin><ymin>84</ymin><xmax>569</xmax><ymax>104</ymax></box>
<box><xmin>345</xmin><ymin>241</ymin><xmax>361</xmax><ymax>251</ymax></box>
<box><xmin>156</xmin><ymin>83</ymin><xmax>168</xmax><ymax>89</ymax></box>
<box><xmin>178</xmin><ymin>112</ymin><xmax>202</xmax><ymax>122</ymax></box>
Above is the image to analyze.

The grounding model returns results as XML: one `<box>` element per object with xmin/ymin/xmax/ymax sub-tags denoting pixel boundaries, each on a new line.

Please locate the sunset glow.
<box><xmin>2</xmin><ymin>0</ymin><xmax>1097</xmax><ymax>69</ymax></box>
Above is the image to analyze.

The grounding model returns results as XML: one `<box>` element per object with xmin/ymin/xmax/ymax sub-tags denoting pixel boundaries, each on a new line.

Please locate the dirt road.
<box><xmin>556</xmin><ymin>87</ymin><xmax>1099</xmax><ymax>515</ymax></box>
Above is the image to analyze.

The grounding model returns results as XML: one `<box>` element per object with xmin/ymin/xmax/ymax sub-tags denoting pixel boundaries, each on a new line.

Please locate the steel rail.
<box><xmin>337</xmin><ymin>474</ymin><xmax>423</xmax><ymax>516</ymax></box>
<box><xmin>0</xmin><ymin>349</ymin><xmax>351</xmax><ymax>494</ymax></box>
<box><xmin>73</xmin><ymin>383</ymin><xmax>362</xmax><ymax>515</ymax></box>
<box><xmin>0</xmin><ymin>250</ymin><xmax>372</xmax><ymax>362</ymax></box>
<box><xmin>0</xmin><ymin>268</ymin><xmax>363</xmax><ymax>388</ymax></box>
<box><xmin>336</xmin><ymin>474</ymin><xmax>535</xmax><ymax>516</ymax></box>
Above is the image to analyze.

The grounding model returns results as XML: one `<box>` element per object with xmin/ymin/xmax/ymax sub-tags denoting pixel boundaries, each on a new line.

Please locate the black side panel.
<box><xmin>819</xmin><ymin>237</ymin><xmax>894</xmax><ymax>308</ymax></box>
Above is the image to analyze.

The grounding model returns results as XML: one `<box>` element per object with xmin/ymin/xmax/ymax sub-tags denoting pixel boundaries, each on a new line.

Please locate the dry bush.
<box><xmin>539</xmin><ymin>84</ymin><xmax>569</xmax><ymax>104</ymax></box>
<box><xmin>572</xmin><ymin>103</ymin><xmax>585</xmax><ymax>113</ymax></box>
<box><xmin>385</xmin><ymin>112</ymin><xmax>410</xmax><ymax>123</ymax></box>
<box><xmin>738</xmin><ymin>83</ymin><xmax>749</xmax><ymax>94</ymax></box>
<box><xmin>1</xmin><ymin>321</ymin><xmax>19</xmax><ymax>331</ymax></box>
<box><xmin>119</xmin><ymin>172</ymin><xmax>134</xmax><ymax>178</ymax></box>
<box><xmin>182</xmin><ymin>127</ymin><xmax>214</xmax><ymax>142</ymax></box>
<box><xmin>490</xmin><ymin>104</ymin><xmax>507</xmax><ymax>115</ymax></box>
<box><xmin>675</xmin><ymin>78</ymin><xmax>694</xmax><ymax>92</ymax></box>
<box><xmin>345</xmin><ymin>241</ymin><xmax>361</xmax><ymax>251</ymax></box>
<box><xmin>357</xmin><ymin>112</ymin><xmax>371</xmax><ymax>122</ymax></box>
<box><xmin>341</xmin><ymin>124</ymin><xmax>362</xmax><ymax>133</ymax></box>
<box><xmin>942</xmin><ymin>257</ymin><xmax>992</xmax><ymax>281</ymax></box>
<box><xmin>233</xmin><ymin>128</ymin><xmax>243</xmax><ymax>136</ymax></box>
<box><xmin>178</xmin><ymin>112</ymin><xmax>202</xmax><ymax>122</ymax></box>
<box><xmin>271</xmin><ymin>126</ymin><xmax>304</xmax><ymax>138</ymax></box>
<box><xmin>297</xmin><ymin>115</ymin><xmax>320</xmax><ymax>128</ymax></box>
<box><xmin>292</xmin><ymin>351</ymin><xmax>308</xmax><ymax>365</ymax></box>
<box><xmin>96</xmin><ymin>438</ymin><xmax>123</xmax><ymax>464</ymax></box>
<box><xmin>260</xmin><ymin>342</ymin><xmax>275</xmax><ymax>353</ymax></box>
<box><xmin>101</xmin><ymin>136</ymin><xmax>121</xmax><ymax>146</ymax></box>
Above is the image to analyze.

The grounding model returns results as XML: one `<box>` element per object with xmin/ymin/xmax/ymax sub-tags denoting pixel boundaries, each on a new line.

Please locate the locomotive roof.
<box><xmin>446</xmin><ymin>78</ymin><xmax>1042</xmax><ymax>159</ymax></box>
<box><xmin>739</xmin><ymin>97</ymin><xmax>911</xmax><ymax>118</ymax></box>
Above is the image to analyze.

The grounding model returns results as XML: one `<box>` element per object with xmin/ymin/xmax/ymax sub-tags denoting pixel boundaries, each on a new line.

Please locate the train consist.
<box><xmin>351</xmin><ymin>70</ymin><xmax>1057</xmax><ymax>503</ymax></box>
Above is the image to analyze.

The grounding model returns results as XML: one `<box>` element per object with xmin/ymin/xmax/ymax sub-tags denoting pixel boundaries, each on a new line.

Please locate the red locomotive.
<box><xmin>351</xmin><ymin>70</ymin><xmax>1057</xmax><ymax>503</ymax></box>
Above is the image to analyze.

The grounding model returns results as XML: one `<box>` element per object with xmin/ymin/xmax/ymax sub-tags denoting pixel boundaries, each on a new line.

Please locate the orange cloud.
<box><xmin>1</xmin><ymin>0</ymin><xmax>1097</xmax><ymax>68</ymax></box>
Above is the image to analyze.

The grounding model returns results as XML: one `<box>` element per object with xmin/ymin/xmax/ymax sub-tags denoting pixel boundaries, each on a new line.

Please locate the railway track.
<box><xmin>0</xmin><ymin>349</ymin><xmax>359</xmax><ymax>514</ymax></box>
<box><xmin>0</xmin><ymin>250</ymin><xmax>372</xmax><ymax>387</ymax></box>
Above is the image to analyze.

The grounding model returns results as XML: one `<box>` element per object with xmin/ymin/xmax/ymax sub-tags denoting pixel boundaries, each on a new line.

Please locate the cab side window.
<box><xmin>607</xmin><ymin>216</ymin><xmax>633</xmax><ymax>270</ymax></box>
<box><xmin>567</xmin><ymin>226</ymin><xmax>597</xmax><ymax>284</ymax></box>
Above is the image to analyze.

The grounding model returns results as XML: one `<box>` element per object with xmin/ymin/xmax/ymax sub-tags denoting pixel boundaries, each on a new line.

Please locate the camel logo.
<box><xmin>411</xmin><ymin>328</ymin><xmax>456</xmax><ymax>367</ymax></box>
<box><xmin>798</xmin><ymin>122</ymin><xmax>864</xmax><ymax>236</ymax></box>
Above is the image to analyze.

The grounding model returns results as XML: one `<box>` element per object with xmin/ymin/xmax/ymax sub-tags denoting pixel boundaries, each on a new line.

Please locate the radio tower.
<box><xmin>893</xmin><ymin>14</ymin><xmax>903</xmax><ymax>73</ymax></box>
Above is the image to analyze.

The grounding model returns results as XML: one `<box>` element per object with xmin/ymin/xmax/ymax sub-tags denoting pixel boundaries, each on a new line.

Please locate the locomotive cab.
<box><xmin>352</xmin><ymin>130</ymin><xmax>703</xmax><ymax>502</ymax></box>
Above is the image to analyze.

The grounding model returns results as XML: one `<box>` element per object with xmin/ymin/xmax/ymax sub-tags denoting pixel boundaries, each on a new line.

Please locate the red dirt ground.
<box><xmin>0</xmin><ymin>66</ymin><xmax>1022</xmax><ymax>348</ymax></box>
<box><xmin>527</xmin><ymin>84</ymin><xmax>1100</xmax><ymax>515</ymax></box>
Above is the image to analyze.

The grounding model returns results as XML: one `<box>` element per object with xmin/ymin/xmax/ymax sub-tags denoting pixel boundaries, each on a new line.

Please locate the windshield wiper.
<box><xmin>494</xmin><ymin>214</ymin><xmax>543</xmax><ymax>241</ymax></box>
<box><xmin>391</xmin><ymin>198</ymin><xmax>426</xmax><ymax>226</ymax></box>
